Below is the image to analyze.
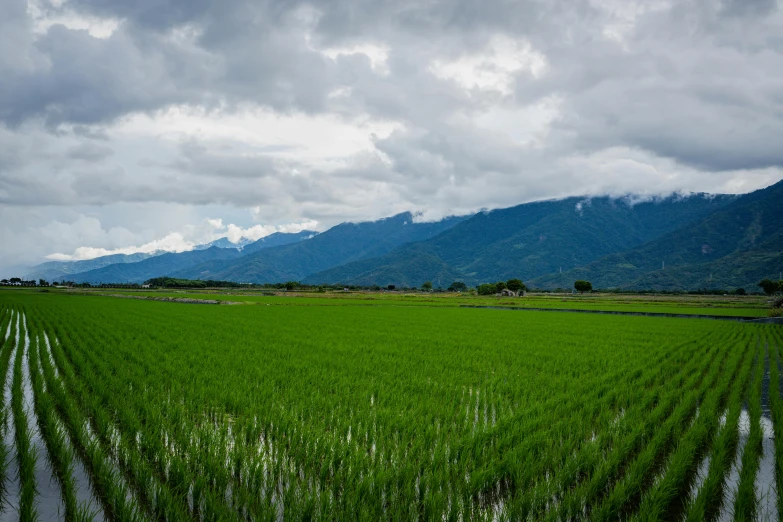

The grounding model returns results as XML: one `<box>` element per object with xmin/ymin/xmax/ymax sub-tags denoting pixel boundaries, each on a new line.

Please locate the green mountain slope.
<box><xmin>530</xmin><ymin>180</ymin><xmax>783</xmax><ymax>290</ymax></box>
<box><xmin>25</xmin><ymin>252</ymin><xmax>161</xmax><ymax>282</ymax></box>
<box><xmin>239</xmin><ymin>230</ymin><xmax>318</xmax><ymax>254</ymax></box>
<box><xmin>30</xmin><ymin>231</ymin><xmax>315</xmax><ymax>283</ymax></box>
<box><xmin>172</xmin><ymin>213</ymin><xmax>468</xmax><ymax>283</ymax></box>
<box><xmin>305</xmin><ymin>243</ymin><xmax>463</xmax><ymax>288</ymax></box>
<box><xmin>305</xmin><ymin>193</ymin><xmax>736</xmax><ymax>287</ymax></box>
<box><xmin>70</xmin><ymin>247</ymin><xmax>243</xmax><ymax>284</ymax></box>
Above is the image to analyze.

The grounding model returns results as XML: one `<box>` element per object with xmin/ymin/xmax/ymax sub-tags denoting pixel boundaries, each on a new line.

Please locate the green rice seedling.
<box><xmin>43</xmin><ymin>306</ymin><xmax>244</xmax><ymax>521</ymax></box>
<box><xmin>35</xmin><ymin>327</ymin><xmax>143</xmax><ymax>522</ymax></box>
<box><xmin>0</xmin><ymin>308</ymin><xmax>15</xmax><ymax>507</ymax></box>
<box><xmin>42</xmin><ymin>323</ymin><xmax>217</xmax><ymax>521</ymax></box>
<box><xmin>550</xmin><ymin>332</ymin><xmax>740</xmax><ymax>510</ymax></box>
<box><xmin>551</xmin><ymin>331</ymin><xmax>743</xmax><ymax>521</ymax></box>
<box><xmin>11</xmin><ymin>311</ymin><xmax>39</xmax><ymax>521</ymax></box>
<box><xmin>0</xmin><ymin>290</ymin><xmax>771</xmax><ymax>520</ymax></box>
<box><xmin>25</xmin><ymin>321</ymin><xmax>97</xmax><ymax>522</ymax></box>
<box><xmin>769</xmin><ymin>333</ymin><xmax>783</xmax><ymax>522</ymax></box>
<box><xmin>587</xmin><ymin>381</ymin><xmax>717</xmax><ymax>520</ymax></box>
<box><xmin>732</xmin><ymin>338</ymin><xmax>766</xmax><ymax>520</ymax></box>
<box><xmin>630</xmin><ymin>335</ymin><xmax>755</xmax><ymax>521</ymax></box>
<box><xmin>506</xmin><ymin>337</ymin><xmax>729</xmax><ymax>521</ymax></box>
<box><xmin>683</xmin><ymin>337</ymin><xmax>761</xmax><ymax>522</ymax></box>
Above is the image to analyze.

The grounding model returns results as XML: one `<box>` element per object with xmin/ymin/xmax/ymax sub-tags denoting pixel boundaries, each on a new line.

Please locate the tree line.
<box><xmin>758</xmin><ymin>279</ymin><xmax>783</xmax><ymax>296</ymax></box>
<box><xmin>3</xmin><ymin>275</ymin><xmax>780</xmax><ymax>296</ymax></box>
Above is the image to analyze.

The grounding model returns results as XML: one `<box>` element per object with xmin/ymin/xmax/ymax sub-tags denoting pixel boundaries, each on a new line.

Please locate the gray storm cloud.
<box><xmin>1</xmin><ymin>0</ymin><xmax>782</xmax><ymax>274</ymax></box>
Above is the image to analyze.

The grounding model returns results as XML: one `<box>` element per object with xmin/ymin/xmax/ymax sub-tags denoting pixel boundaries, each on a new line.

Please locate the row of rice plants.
<box><xmin>43</xmin><ymin>294</ymin><xmax>760</xmax><ymax>512</ymax></box>
<box><xmin>631</xmin><ymin>332</ymin><xmax>758</xmax><ymax>521</ymax></box>
<box><xmin>415</xmin><ymin>330</ymin><xmax>710</xmax><ymax>519</ymax></box>
<box><xmin>43</xmin><ymin>317</ymin><xmax>231</xmax><ymax>520</ymax></box>
<box><xmin>27</xmin><ymin>294</ymin><xmax>266</xmax><ymax>520</ymax></box>
<box><xmin>11</xmin><ymin>311</ymin><xmax>40</xmax><ymax>520</ymax></box>
<box><xmin>487</xmin><ymin>329</ymin><xmax>734</xmax><ymax>520</ymax></box>
<box><xmin>0</xmin><ymin>307</ymin><xmax>101</xmax><ymax>521</ymax></box>
<box><xmin>549</xmin><ymin>328</ymin><xmax>751</xmax><ymax>521</ymax></box>
<box><xmin>19</xmin><ymin>294</ymin><xmax>748</xmax><ymax>512</ymax></box>
<box><xmin>770</xmin><ymin>328</ymin><xmax>783</xmax><ymax>521</ymax></box>
<box><xmin>681</xmin><ymin>336</ymin><xmax>758</xmax><ymax>521</ymax></box>
<box><xmin>583</xmin><ymin>330</ymin><xmax>752</xmax><ymax>521</ymax></box>
<box><xmin>36</xmin><ymin>301</ymin><xmax>309</xmax><ymax>520</ymax></box>
<box><xmin>41</xmin><ymin>294</ymin><xmax>728</xmax><ymax>516</ymax></box>
<box><xmin>2</xmin><ymin>292</ymin><xmax>774</xmax><ymax>520</ymax></box>
<box><xmin>0</xmin><ymin>306</ymin><xmax>15</xmax><ymax>509</ymax></box>
<box><xmin>731</xmin><ymin>336</ymin><xmax>765</xmax><ymax>520</ymax></box>
<box><xmin>24</xmin><ymin>309</ymin><xmax>103</xmax><ymax>521</ymax></box>
<box><xmin>32</xmin><ymin>313</ymin><xmax>143</xmax><ymax>520</ymax></box>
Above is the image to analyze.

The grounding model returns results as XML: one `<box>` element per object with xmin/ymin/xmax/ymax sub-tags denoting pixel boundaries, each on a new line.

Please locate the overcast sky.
<box><xmin>2</xmin><ymin>0</ymin><xmax>782</xmax><ymax>274</ymax></box>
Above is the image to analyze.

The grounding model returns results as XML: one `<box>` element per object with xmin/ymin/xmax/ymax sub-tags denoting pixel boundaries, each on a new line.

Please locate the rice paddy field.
<box><xmin>82</xmin><ymin>288</ymin><xmax>770</xmax><ymax>318</ymax></box>
<box><xmin>0</xmin><ymin>289</ymin><xmax>781</xmax><ymax>520</ymax></box>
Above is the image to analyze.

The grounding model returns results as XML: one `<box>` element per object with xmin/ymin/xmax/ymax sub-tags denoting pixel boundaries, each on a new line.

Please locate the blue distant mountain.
<box><xmin>68</xmin><ymin>230</ymin><xmax>319</xmax><ymax>284</ymax></box>
<box><xmin>52</xmin><ymin>180</ymin><xmax>783</xmax><ymax>290</ymax></box>
<box><xmin>170</xmin><ymin>213</ymin><xmax>468</xmax><ymax>283</ymax></box>
<box><xmin>26</xmin><ymin>251</ymin><xmax>163</xmax><ymax>282</ymax></box>
<box><xmin>67</xmin><ymin>213</ymin><xmax>465</xmax><ymax>284</ymax></box>
<box><xmin>192</xmin><ymin>237</ymin><xmax>255</xmax><ymax>250</ymax></box>
<box><xmin>70</xmin><ymin>247</ymin><xmax>243</xmax><ymax>284</ymax></box>
<box><xmin>303</xmin><ymin>193</ymin><xmax>737</xmax><ymax>288</ymax></box>
<box><xmin>530</xmin><ymin>180</ymin><xmax>783</xmax><ymax>290</ymax></box>
<box><xmin>30</xmin><ymin>230</ymin><xmax>316</xmax><ymax>284</ymax></box>
<box><xmin>193</xmin><ymin>231</ymin><xmax>316</xmax><ymax>252</ymax></box>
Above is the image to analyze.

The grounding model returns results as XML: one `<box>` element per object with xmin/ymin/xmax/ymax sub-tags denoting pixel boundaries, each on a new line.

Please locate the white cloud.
<box><xmin>430</xmin><ymin>35</ymin><xmax>548</xmax><ymax>95</ymax></box>
<box><xmin>318</xmin><ymin>44</ymin><xmax>391</xmax><ymax>76</ymax></box>
<box><xmin>27</xmin><ymin>0</ymin><xmax>120</xmax><ymax>39</ymax></box>
<box><xmin>43</xmin><ymin>216</ymin><xmax>321</xmax><ymax>261</ymax></box>
<box><xmin>116</xmin><ymin>104</ymin><xmax>401</xmax><ymax>170</ymax></box>
<box><xmin>2</xmin><ymin>0</ymin><xmax>783</xmax><ymax>276</ymax></box>
<box><xmin>46</xmin><ymin>232</ymin><xmax>192</xmax><ymax>260</ymax></box>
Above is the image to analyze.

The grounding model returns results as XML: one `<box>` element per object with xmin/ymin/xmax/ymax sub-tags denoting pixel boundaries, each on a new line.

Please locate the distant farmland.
<box><xmin>0</xmin><ymin>290</ymin><xmax>781</xmax><ymax>520</ymax></box>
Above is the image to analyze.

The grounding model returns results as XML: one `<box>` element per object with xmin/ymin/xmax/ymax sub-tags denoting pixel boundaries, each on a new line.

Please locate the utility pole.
<box><xmin>662</xmin><ymin>261</ymin><xmax>665</xmax><ymax>270</ymax></box>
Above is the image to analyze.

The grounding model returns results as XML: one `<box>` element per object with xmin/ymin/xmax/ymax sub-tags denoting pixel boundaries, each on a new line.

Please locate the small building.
<box><xmin>141</xmin><ymin>284</ymin><xmax>151</xmax><ymax>289</ymax></box>
<box><xmin>498</xmin><ymin>289</ymin><xmax>527</xmax><ymax>297</ymax></box>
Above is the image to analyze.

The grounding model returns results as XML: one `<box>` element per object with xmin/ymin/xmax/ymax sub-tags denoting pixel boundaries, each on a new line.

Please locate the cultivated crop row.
<box><xmin>0</xmin><ymin>293</ymin><xmax>781</xmax><ymax>520</ymax></box>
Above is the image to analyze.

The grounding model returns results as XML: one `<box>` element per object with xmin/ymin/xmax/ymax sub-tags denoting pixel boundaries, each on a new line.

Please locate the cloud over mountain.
<box><xmin>2</xmin><ymin>0</ymin><xmax>783</xmax><ymax>275</ymax></box>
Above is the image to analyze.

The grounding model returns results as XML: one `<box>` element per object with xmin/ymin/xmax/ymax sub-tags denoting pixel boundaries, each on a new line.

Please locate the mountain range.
<box><xmin>26</xmin><ymin>252</ymin><xmax>162</xmax><ymax>282</ymax></box>
<box><xmin>26</xmin><ymin>180</ymin><xmax>783</xmax><ymax>290</ymax></box>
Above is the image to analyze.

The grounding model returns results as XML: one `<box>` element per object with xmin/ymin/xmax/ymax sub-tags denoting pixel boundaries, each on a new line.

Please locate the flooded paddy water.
<box><xmin>0</xmin><ymin>311</ymin><xmax>105</xmax><ymax>521</ymax></box>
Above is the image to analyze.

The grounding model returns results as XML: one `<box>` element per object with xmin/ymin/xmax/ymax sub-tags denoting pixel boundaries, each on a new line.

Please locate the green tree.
<box><xmin>574</xmin><ymin>280</ymin><xmax>592</xmax><ymax>293</ymax></box>
<box><xmin>38</xmin><ymin>279</ymin><xmax>49</xmax><ymax>287</ymax></box>
<box><xmin>421</xmin><ymin>281</ymin><xmax>433</xmax><ymax>291</ymax></box>
<box><xmin>759</xmin><ymin>279</ymin><xmax>779</xmax><ymax>296</ymax></box>
<box><xmin>477</xmin><ymin>283</ymin><xmax>497</xmax><ymax>295</ymax></box>
<box><xmin>448</xmin><ymin>281</ymin><xmax>468</xmax><ymax>292</ymax></box>
<box><xmin>284</xmin><ymin>281</ymin><xmax>299</xmax><ymax>291</ymax></box>
<box><xmin>506</xmin><ymin>279</ymin><xmax>526</xmax><ymax>293</ymax></box>
<box><xmin>387</xmin><ymin>285</ymin><xmax>396</xmax><ymax>291</ymax></box>
<box><xmin>495</xmin><ymin>281</ymin><xmax>507</xmax><ymax>293</ymax></box>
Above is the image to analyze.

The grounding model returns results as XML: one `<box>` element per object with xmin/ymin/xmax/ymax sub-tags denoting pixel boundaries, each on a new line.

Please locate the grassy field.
<box><xmin>52</xmin><ymin>287</ymin><xmax>772</xmax><ymax>317</ymax></box>
<box><xmin>0</xmin><ymin>290</ymin><xmax>780</xmax><ymax>520</ymax></box>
